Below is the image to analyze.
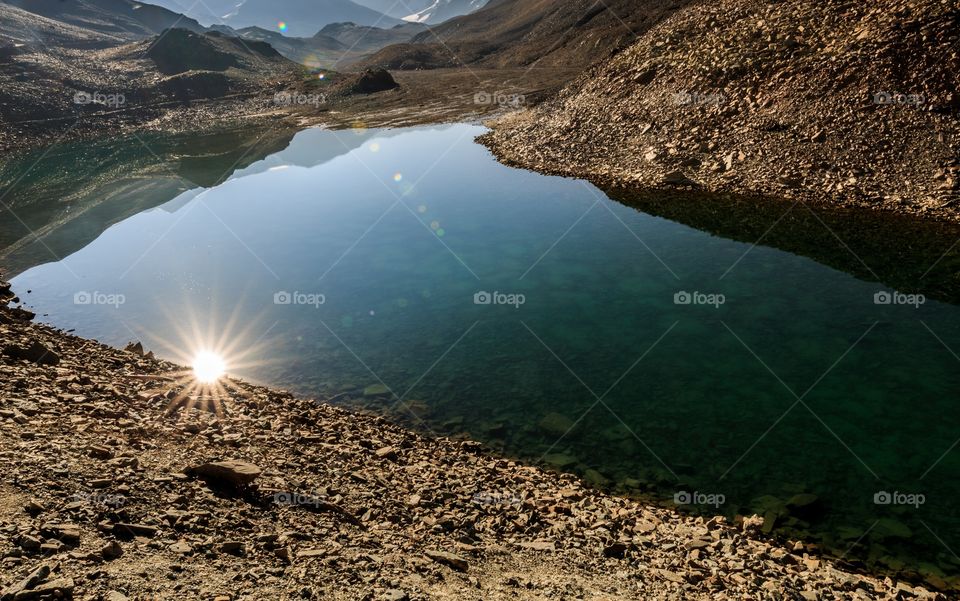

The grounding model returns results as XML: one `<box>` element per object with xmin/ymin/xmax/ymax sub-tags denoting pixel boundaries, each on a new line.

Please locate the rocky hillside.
<box><xmin>0</xmin><ymin>4</ymin><xmax>121</xmax><ymax>48</ymax></box>
<box><xmin>482</xmin><ymin>0</ymin><xmax>960</xmax><ymax>221</ymax></box>
<box><xmin>2</xmin><ymin>0</ymin><xmax>206</xmax><ymax>39</ymax></box>
<box><xmin>360</xmin><ymin>0</ymin><xmax>694</xmax><ymax>70</ymax></box>
<box><xmin>0</xmin><ymin>27</ymin><xmax>296</xmax><ymax>127</ymax></box>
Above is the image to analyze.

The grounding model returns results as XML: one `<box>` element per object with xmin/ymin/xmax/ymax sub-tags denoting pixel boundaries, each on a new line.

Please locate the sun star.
<box><xmin>192</xmin><ymin>351</ymin><xmax>226</xmax><ymax>384</ymax></box>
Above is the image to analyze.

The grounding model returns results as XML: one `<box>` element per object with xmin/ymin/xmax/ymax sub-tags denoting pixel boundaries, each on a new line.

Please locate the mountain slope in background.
<box><xmin>235</xmin><ymin>26</ymin><xmax>347</xmax><ymax>67</ymax></box>
<box><xmin>2</xmin><ymin>0</ymin><xmax>206</xmax><ymax>39</ymax></box>
<box><xmin>137</xmin><ymin>0</ymin><xmax>401</xmax><ymax>37</ymax></box>
<box><xmin>353</xmin><ymin>0</ymin><xmax>487</xmax><ymax>23</ymax></box>
<box><xmin>230</xmin><ymin>23</ymin><xmax>425</xmax><ymax>68</ymax></box>
<box><xmin>483</xmin><ymin>0</ymin><xmax>960</xmax><ymax>220</ymax></box>
<box><xmin>229</xmin><ymin>0</ymin><xmax>402</xmax><ymax>36</ymax></box>
<box><xmin>317</xmin><ymin>22</ymin><xmax>426</xmax><ymax>50</ymax></box>
<box><xmin>402</xmin><ymin>0</ymin><xmax>488</xmax><ymax>24</ymax></box>
<box><xmin>359</xmin><ymin>0</ymin><xmax>693</xmax><ymax>69</ymax></box>
<box><xmin>0</xmin><ymin>3</ymin><xmax>124</xmax><ymax>48</ymax></box>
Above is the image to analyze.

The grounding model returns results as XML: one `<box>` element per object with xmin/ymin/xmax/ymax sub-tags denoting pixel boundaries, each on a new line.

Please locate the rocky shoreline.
<box><xmin>0</xmin><ymin>273</ymin><xmax>946</xmax><ymax>600</ymax></box>
<box><xmin>0</xmin><ymin>67</ymin><xmax>566</xmax><ymax>159</ymax></box>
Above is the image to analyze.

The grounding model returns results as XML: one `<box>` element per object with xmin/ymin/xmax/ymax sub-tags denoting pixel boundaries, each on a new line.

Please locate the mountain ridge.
<box><xmin>359</xmin><ymin>0</ymin><xmax>693</xmax><ymax>69</ymax></box>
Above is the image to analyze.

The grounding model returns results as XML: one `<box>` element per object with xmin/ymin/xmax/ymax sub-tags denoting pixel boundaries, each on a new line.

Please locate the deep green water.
<box><xmin>6</xmin><ymin>124</ymin><xmax>960</xmax><ymax>587</ymax></box>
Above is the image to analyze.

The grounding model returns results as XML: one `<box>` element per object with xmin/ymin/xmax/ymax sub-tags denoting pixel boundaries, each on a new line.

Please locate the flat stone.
<box><xmin>424</xmin><ymin>550</ymin><xmax>469</xmax><ymax>572</ymax></box>
<box><xmin>374</xmin><ymin>446</ymin><xmax>397</xmax><ymax>460</ymax></box>
<box><xmin>13</xmin><ymin>577</ymin><xmax>74</xmax><ymax>600</ymax></box>
<box><xmin>220</xmin><ymin>541</ymin><xmax>244</xmax><ymax>555</ymax></box>
<box><xmin>40</xmin><ymin>542</ymin><xmax>64</xmax><ymax>554</ymax></box>
<box><xmin>169</xmin><ymin>541</ymin><xmax>193</xmax><ymax>555</ymax></box>
<box><xmin>186</xmin><ymin>460</ymin><xmax>261</xmax><ymax>486</ymax></box>
<box><xmin>113</xmin><ymin>523</ymin><xmax>158</xmax><ymax>538</ymax></box>
<box><xmin>40</xmin><ymin>523</ymin><xmax>79</xmax><ymax>544</ymax></box>
<box><xmin>0</xmin><ymin>564</ymin><xmax>49</xmax><ymax>601</ymax></box>
<box><xmin>87</xmin><ymin>445</ymin><xmax>113</xmax><ymax>459</ymax></box>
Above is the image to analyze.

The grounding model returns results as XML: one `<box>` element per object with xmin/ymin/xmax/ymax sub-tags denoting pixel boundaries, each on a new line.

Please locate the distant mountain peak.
<box><xmin>353</xmin><ymin>0</ymin><xmax>488</xmax><ymax>24</ymax></box>
<box><xmin>135</xmin><ymin>0</ymin><xmax>401</xmax><ymax>36</ymax></box>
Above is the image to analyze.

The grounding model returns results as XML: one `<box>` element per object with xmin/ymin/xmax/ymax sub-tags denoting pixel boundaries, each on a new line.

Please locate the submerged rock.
<box><xmin>544</xmin><ymin>453</ymin><xmax>578</xmax><ymax>469</ymax></box>
<box><xmin>538</xmin><ymin>412</ymin><xmax>575</xmax><ymax>437</ymax></box>
<box><xmin>363</xmin><ymin>384</ymin><xmax>391</xmax><ymax>397</ymax></box>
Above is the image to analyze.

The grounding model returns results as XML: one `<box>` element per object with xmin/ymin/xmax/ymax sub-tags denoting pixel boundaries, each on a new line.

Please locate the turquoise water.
<box><xmin>7</xmin><ymin>124</ymin><xmax>960</xmax><ymax>587</ymax></box>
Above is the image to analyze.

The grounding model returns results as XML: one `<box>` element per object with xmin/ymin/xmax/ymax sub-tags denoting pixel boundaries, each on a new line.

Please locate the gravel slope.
<box><xmin>481</xmin><ymin>0</ymin><xmax>960</xmax><ymax>221</ymax></box>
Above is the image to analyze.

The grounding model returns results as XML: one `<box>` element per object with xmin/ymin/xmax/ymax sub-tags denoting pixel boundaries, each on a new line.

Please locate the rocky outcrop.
<box><xmin>482</xmin><ymin>0</ymin><xmax>960</xmax><ymax>221</ymax></box>
<box><xmin>347</xmin><ymin>68</ymin><xmax>400</xmax><ymax>94</ymax></box>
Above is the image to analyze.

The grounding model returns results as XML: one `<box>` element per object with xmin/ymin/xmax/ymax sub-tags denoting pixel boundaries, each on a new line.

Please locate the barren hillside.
<box><xmin>482</xmin><ymin>0</ymin><xmax>960</xmax><ymax>220</ymax></box>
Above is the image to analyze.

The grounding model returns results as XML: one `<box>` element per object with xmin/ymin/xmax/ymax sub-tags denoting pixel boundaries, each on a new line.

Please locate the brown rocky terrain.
<box><xmin>359</xmin><ymin>0</ymin><xmax>694</xmax><ymax>70</ymax></box>
<box><xmin>480</xmin><ymin>0</ymin><xmax>960</xmax><ymax>221</ymax></box>
<box><xmin>0</xmin><ymin>18</ymin><xmax>301</xmax><ymax>151</ymax></box>
<box><xmin>0</xmin><ymin>271</ymin><xmax>948</xmax><ymax>599</ymax></box>
<box><xmin>1</xmin><ymin>0</ymin><xmax>206</xmax><ymax>39</ymax></box>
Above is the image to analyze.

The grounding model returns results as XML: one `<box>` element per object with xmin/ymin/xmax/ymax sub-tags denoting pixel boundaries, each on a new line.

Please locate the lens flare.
<box><xmin>277</xmin><ymin>21</ymin><xmax>288</xmax><ymax>32</ymax></box>
<box><xmin>192</xmin><ymin>351</ymin><xmax>226</xmax><ymax>383</ymax></box>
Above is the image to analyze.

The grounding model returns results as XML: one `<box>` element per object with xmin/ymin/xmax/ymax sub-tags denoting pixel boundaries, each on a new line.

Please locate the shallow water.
<box><xmin>6</xmin><ymin>124</ymin><xmax>960</xmax><ymax>585</ymax></box>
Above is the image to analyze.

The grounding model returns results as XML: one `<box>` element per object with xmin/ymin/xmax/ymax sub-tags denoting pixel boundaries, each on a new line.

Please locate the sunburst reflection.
<box><xmin>122</xmin><ymin>295</ymin><xmax>284</xmax><ymax>421</ymax></box>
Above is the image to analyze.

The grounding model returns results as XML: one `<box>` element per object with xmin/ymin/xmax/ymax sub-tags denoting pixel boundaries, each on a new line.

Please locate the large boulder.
<box><xmin>349</xmin><ymin>68</ymin><xmax>400</xmax><ymax>94</ymax></box>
